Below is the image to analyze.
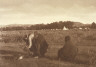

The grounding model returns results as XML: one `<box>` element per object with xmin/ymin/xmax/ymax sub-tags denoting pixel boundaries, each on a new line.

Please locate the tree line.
<box><xmin>0</xmin><ymin>21</ymin><xmax>74</xmax><ymax>31</ymax></box>
<box><xmin>0</xmin><ymin>21</ymin><xmax>95</xmax><ymax>31</ymax></box>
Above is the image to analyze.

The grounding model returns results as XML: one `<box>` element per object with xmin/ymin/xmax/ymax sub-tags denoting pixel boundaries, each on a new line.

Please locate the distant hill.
<box><xmin>73</xmin><ymin>22</ymin><xmax>91</xmax><ymax>27</ymax></box>
<box><xmin>5</xmin><ymin>24</ymin><xmax>32</xmax><ymax>27</ymax></box>
<box><xmin>73</xmin><ymin>22</ymin><xmax>84</xmax><ymax>27</ymax></box>
<box><xmin>1</xmin><ymin>22</ymin><xmax>90</xmax><ymax>28</ymax></box>
<box><xmin>0</xmin><ymin>25</ymin><xmax>6</xmax><ymax>28</ymax></box>
<box><xmin>0</xmin><ymin>21</ymin><xmax>91</xmax><ymax>31</ymax></box>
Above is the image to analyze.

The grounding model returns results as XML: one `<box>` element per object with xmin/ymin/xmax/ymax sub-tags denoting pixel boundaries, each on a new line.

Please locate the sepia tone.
<box><xmin>0</xmin><ymin>0</ymin><xmax>96</xmax><ymax>67</ymax></box>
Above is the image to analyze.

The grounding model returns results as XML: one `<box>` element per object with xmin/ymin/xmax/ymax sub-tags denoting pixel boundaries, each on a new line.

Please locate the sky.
<box><xmin>0</xmin><ymin>0</ymin><xmax>96</xmax><ymax>25</ymax></box>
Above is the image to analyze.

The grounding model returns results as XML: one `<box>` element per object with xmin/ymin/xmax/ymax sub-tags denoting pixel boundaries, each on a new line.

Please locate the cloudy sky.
<box><xmin>0</xmin><ymin>0</ymin><xmax>96</xmax><ymax>25</ymax></box>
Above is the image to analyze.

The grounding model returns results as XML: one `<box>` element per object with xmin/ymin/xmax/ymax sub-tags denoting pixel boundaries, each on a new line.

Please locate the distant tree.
<box><xmin>64</xmin><ymin>21</ymin><xmax>74</xmax><ymax>29</ymax></box>
<box><xmin>91</xmin><ymin>22</ymin><xmax>96</xmax><ymax>29</ymax></box>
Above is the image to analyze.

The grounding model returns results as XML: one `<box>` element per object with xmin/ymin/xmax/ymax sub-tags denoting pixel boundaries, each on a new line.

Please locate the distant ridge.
<box><xmin>0</xmin><ymin>21</ymin><xmax>91</xmax><ymax>28</ymax></box>
<box><xmin>73</xmin><ymin>22</ymin><xmax>84</xmax><ymax>27</ymax></box>
<box><xmin>73</xmin><ymin>22</ymin><xmax>91</xmax><ymax>27</ymax></box>
<box><xmin>5</xmin><ymin>24</ymin><xmax>32</xmax><ymax>27</ymax></box>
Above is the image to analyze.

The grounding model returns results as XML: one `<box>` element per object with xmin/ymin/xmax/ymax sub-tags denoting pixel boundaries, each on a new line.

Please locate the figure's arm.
<box><xmin>28</xmin><ymin>34</ymin><xmax>34</xmax><ymax>48</ymax></box>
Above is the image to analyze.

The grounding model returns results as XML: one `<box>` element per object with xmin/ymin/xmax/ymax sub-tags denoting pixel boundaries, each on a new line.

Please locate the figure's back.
<box><xmin>58</xmin><ymin>36</ymin><xmax>78</xmax><ymax>61</ymax></box>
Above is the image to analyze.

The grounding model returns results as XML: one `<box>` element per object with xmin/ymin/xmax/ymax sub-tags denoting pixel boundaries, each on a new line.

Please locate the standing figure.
<box><xmin>24</xmin><ymin>31</ymin><xmax>48</xmax><ymax>58</ymax></box>
<box><xmin>58</xmin><ymin>36</ymin><xmax>78</xmax><ymax>61</ymax></box>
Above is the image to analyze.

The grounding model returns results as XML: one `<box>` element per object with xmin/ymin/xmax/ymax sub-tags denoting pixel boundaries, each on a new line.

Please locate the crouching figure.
<box><xmin>58</xmin><ymin>36</ymin><xmax>78</xmax><ymax>61</ymax></box>
<box><xmin>24</xmin><ymin>31</ymin><xmax>48</xmax><ymax>58</ymax></box>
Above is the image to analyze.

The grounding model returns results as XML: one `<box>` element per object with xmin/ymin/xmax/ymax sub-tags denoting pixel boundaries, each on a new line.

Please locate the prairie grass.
<box><xmin>0</xmin><ymin>30</ymin><xmax>96</xmax><ymax>65</ymax></box>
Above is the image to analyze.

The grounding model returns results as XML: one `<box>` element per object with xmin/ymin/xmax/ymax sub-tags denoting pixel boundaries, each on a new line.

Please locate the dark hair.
<box><xmin>65</xmin><ymin>36</ymin><xmax>71</xmax><ymax>42</ymax></box>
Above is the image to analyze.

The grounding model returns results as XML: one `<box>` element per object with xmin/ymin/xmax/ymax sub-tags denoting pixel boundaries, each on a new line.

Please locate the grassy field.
<box><xmin>0</xmin><ymin>30</ymin><xmax>96</xmax><ymax>67</ymax></box>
